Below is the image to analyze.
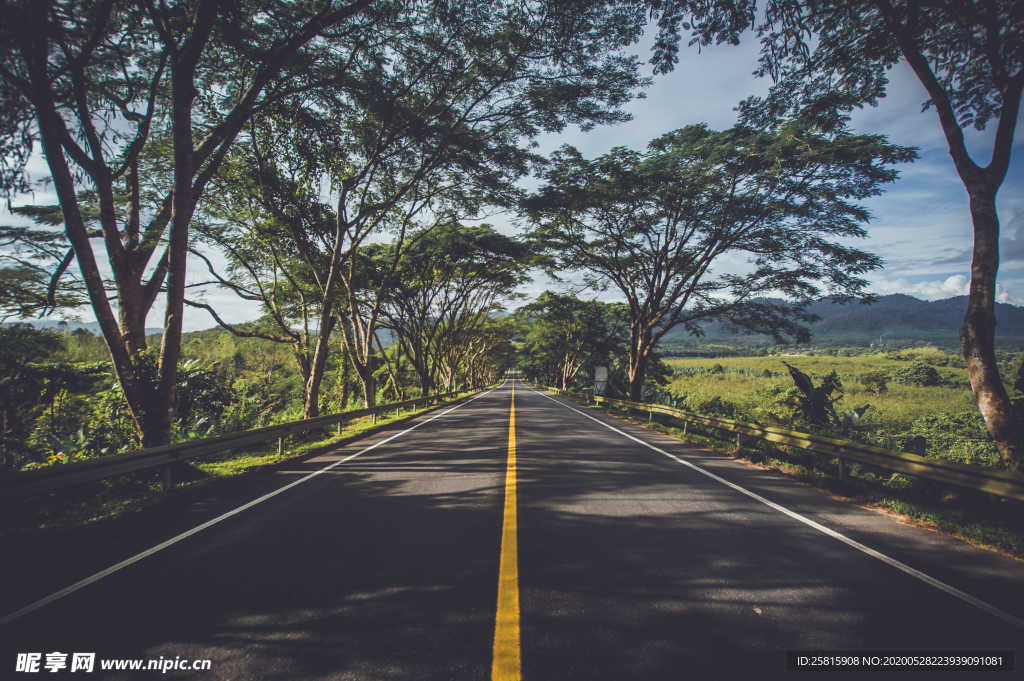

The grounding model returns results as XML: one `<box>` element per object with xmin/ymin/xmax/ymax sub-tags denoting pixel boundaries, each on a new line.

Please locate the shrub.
<box><xmin>861</xmin><ymin>370</ymin><xmax>888</xmax><ymax>394</ymax></box>
<box><xmin>907</xmin><ymin>412</ymin><xmax>999</xmax><ymax>467</ymax></box>
<box><xmin>751</xmin><ymin>385</ymin><xmax>795</xmax><ymax>425</ymax></box>
<box><xmin>891</xmin><ymin>361</ymin><xmax>942</xmax><ymax>387</ymax></box>
<box><xmin>695</xmin><ymin>395</ymin><xmax>737</xmax><ymax>418</ymax></box>
<box><xmin>174</xmin><ymin>360</ymin><xmax>235</xmax><ymax>438</ymax></box>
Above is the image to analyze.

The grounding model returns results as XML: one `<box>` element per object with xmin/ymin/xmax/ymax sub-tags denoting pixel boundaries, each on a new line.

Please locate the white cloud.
<box><xmin>869</xmin><ymin>273</ymin><xmax>1024</xmax><ymax>306</ymax></box>
<box><xmin>869</xmin><ymin>273</ymin><xmax>969</xmax><ymax>300</ymax></box>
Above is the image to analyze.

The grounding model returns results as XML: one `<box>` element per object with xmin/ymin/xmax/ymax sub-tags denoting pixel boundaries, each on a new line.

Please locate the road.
<box><xmin>2</xmin><ymin>378</ymin><xmax>1022</xmax><ymax>679</ymax></box>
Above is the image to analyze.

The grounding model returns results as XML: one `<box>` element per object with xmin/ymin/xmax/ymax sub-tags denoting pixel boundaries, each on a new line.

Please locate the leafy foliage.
<box><xmin>526</xmin><ymin>121</ymin><xmax>913</xmax><ymax>398</ymax></box>
<box><xmin>861</xmin><ymin>370</ymin><xmax>889</xmax><ymax>394</ymax></box>
<box><xmin>908</xmin><ymin>413</ymin><xmax>999</xmax><ymax>467</ymax></box>
<box><xmin>891</xmin><ymin>361</ymin><xmax>942</xmax><ymax>387</ymax></box>
<box><xmin>781</xmin><ymin>362</ymin><xmax>843</xmax><ymax>425</ymax></box>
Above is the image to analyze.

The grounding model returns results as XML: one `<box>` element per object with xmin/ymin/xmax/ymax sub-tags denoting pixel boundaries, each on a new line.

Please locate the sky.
<box><xmin>522</xmin><ymin>36</ymin><xmax>1024</xmax><ymax>309</ymax></box>
<box><xmin>3</xmin><ymin>25</ymin><xmax>1023</xmax><ymax>331</ymax></box>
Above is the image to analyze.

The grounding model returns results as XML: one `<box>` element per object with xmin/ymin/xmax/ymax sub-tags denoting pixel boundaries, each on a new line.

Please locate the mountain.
<box><xmin>661</xmin><ymin>294</ymin><xmax>1024</xmax><ymax>347</ymax></box>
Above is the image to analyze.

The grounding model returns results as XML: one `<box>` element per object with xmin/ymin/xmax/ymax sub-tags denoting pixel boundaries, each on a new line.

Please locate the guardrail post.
<box><xmin>682</xmin><ymin>421</ymin><xmax>688</xmax><ymax>437</ymax></box>
<box><xmin>277</xmin><ymin>436</ymin><xmax>285</xmax><ymax>456</ymax></box>
<box><xmin>337</xmin><ymin>419</ymin><xmax>343</xmax><ymax>436</ymax></box>
<box><xmin>161</xmin><ymin>464</ymin><xmax>172</xmax><ymax>492</ymax></box>
<box><xmin>648</xmin><ymin>409</ymin><xmax>653</xmax><ymax>423</ymax></box>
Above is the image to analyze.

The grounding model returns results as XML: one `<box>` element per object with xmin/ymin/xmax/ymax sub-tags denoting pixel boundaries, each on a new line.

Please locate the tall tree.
<box><xmin>515</xmin><ymin>292</ymin><xmax>626</xmax><ymax>390</ymax></box>
<box><xmin>186</xmin><ymin>138</ymin><xmax>340</xmax><ymax>418</ymax></box>
<box><xmin>526</xmin><ymin>122</ymin><xmax>913</xmax><ymax>400</ymax></box>
<box><xmin>192</xmin><ymin>0</ymin><xmax>647</xmax><ymax>411</ymax></box>
<box><xmin>0</xmin><ymin>0</ymin><xmax>376</xmax><ymax>445</ymax></box>
<box><xmin>381</xmin><ymin>222</ymin><xmax>532</xmax><ymax>396</ymax></box>
<box><xmin>642</xmin><ymin>0</ymin><xmax>1024</xmax><ymax>467</ymax></box>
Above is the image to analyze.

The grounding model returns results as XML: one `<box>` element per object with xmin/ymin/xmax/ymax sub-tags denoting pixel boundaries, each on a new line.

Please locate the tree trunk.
<box><xmin>18</xmin><ymin>9</ymin><xmax>154</xmax><ymax>447</ymax></box>
<box><xmin>358</xmin><ymin>370</ymin><xmax>377</xmax><ymax>410</ymax></box>
<box><xmin>151</xmin><ymin>3</ymin><xmax>219</xmax><ymax>447</ymax></box>
<box><xmin>627</xmin><ymin>324</ymin><xmax>651</xmax><ymax>401</ymax></box>
<box><xmin>340</xmin><ymin>350</ymin><xmax>351</xmax><ymax>411</ymax></box>
<box><xmin>303</xmin><ymin>314</ymin><xmax>336</xmax><ymax>418</ymax></box>
<box><xmin>961</xmin><ymin>184</ymin><xmax>1022</xmax><ymax>470</ymax></box>
<box><xmin>890</xmin><ymin>34</ymin><xmax>1023</xmax><ymax>469</ymax></box>
<box><xmin>419</xmin><ymin>369</ymin><xmax>433</xmax><ymax>397</ymax></box>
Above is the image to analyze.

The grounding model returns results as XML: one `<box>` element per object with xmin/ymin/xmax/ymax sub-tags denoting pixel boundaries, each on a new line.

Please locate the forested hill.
<box><xmin>662</xmin><ymin>294</ymin><xmax>1024</xmax><ymax>347</ymax></box>
<box><xmin>1</xmin><ymin>319</ymin><xmax>164</xmax><ymax>336</ymax></box>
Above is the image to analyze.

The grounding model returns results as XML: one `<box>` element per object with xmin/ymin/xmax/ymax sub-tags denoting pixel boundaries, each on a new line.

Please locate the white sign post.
<box><xmin>593</xmin><ymin>366</ymin><xmax>608</xmax><ymax>399</ymax></box>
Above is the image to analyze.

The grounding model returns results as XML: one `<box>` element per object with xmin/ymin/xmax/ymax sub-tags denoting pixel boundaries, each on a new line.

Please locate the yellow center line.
<box><xmin>492</xmin><ymin>378</ymin><xmax>521</xmax><ymax>681</ymax></box>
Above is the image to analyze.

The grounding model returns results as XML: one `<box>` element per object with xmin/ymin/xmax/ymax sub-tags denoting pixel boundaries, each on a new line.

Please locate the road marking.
<box><xmin>492</xmin><ymin>379</ymin><xmax>522</xmax><ymax>680</ymax></box>
<box><xmin>0</xmin><ymin>386</ymin><xmax>502</xmax><ymax>627</ymax></box>
<box><xmin>529</xmin><ymin>387</ymin><xmax>1024</xmax><ymax>630</ymax></box>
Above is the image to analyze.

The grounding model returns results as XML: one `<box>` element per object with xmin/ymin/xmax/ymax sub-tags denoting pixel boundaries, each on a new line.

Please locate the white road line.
<box><xmin>0</xmin><ymin>385</ymin><xmax>503</xmax><ymax>626</ymax></box>
<box><xmin>527</xmin><ymin>384</ymin><xmax>1024</xmax><ymax>630</ymax></box>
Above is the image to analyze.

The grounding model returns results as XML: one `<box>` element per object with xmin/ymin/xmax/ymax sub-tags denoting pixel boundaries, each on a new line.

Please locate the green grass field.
<box><xmin>665</xmin><ymin>352</ymin><xmax>975</xmax><ymax>431</ymax></box>
<box><xmin>660</xmin><ymin>347</ymin><xmax>1010</xmax><ymax>468</ymax></box>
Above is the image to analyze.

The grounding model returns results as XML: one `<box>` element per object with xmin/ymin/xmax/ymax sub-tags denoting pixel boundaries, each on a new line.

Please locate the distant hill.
<box><xmin>661</xmin><ymin>294</ymin><xmax>1024</xmax><ymax>347</ymax></box>
<box><xmin>2</xmin><ymin>319</ymin><xmax>163</xmax><ymax>336</ymax></box>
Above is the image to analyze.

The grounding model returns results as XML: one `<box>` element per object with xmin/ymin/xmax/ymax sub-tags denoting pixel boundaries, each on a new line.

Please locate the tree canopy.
<box><xmin>526</xmin><ymin>121</ymin><xmax>914</xmax><ymax>399</ymax></box>
<box><xmin>640</xmin><ymin>0</ymin><xmax>1024</xmax><ymax>468</ymax></box>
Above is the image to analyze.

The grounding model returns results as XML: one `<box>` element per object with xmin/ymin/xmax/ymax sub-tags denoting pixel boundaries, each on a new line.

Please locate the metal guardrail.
<box><xmin>0</xmin><ymin>389</ymin><xmax>481</xmax><ymax>501</ymax></box>
<box><xmin>542</xmin><ymin>388</ymin><xmax>1024</xmax><ymax>502</ymax></box>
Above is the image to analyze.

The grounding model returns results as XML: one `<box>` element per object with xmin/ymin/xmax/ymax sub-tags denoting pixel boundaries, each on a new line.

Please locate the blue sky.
<box><xmin>3</xmin><ymin>27</ymin><xmax>1023</xmax><ymax>330</ymax></box>
<box><xmin>524</xmin><ymin>35</ymin><xmax>1024</xmax><ymax>309</ymax></box>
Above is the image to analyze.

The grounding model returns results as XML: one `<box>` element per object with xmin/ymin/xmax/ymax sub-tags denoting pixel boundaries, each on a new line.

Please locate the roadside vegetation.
<box><xmin>660</xmin><ymin>346</ymin><xmax>1024</xmax><ymax>468</ymax></box>
<box><xmin>3</xmin><ymin>390</ymin><xmax>474</xmax><ymax>536</ymax></box>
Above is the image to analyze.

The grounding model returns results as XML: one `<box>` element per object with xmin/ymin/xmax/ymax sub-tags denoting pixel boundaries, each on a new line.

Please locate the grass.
<box><xmin>665</xmin><ymin>353</ymin><xmax>976</xmax><ymax>430</ymax></box>
<box><xmin>194</xmin><ymin>406</ymin><xmax>427</xmax><ymax>477</ymax></box>
<box><xmin>2</xmin><ymin>392</ymin><xmax>476</xmax><ymax>536</ymax></box>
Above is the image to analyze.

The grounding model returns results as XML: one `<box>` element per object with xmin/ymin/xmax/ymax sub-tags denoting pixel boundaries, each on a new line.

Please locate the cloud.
<box><xmin>1003</xmin><ymin>209</ymin><xmax>1024</xmax><ymax>264</ymax></box>
<box><xmin>869</xmin><ymin>273</ymin><xmax>970</xmax><ymax>299</ymax></box>
<box><xmin>869</xmin><ymin>273</ymin><xmax>1024</xmax><ymax>306</ymax></box>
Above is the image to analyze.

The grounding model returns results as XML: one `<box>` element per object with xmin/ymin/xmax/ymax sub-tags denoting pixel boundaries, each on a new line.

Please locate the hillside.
<box><xmin>661</xmin><ymin>294</ymin><xmax>1024</xmax><ymax>348</ymax></box>
<box><xmin>1</xmin><ymin>319</ymin><xmax>163</xmax><ymax>336</ymax></box>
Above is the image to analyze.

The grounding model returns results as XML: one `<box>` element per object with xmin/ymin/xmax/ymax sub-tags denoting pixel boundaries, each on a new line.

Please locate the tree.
<box><xmin>641</xmin><ymin>0</ymin><xmax>1024</xmax><ymax>467</ymax></box>
<box><xmin>0</xmin><ymin>0</ymin><xmax>377</xmax><ymax>445</ymax></box>
<box><xmin>526</xmin><ymin>122</ymin><xmax>913</xmax><ymax>400</ymax></box>
<box><xmin>190</xmin><ymin>0</ymin><xmax>647</xmax><ymax>411</ymax></box>
<box><xmin>188</xmin><ymin>119</ymin><xmax>347</xmax><ymax>419</ymax></box>
<box><xmin>515</xmin><ymin>292</ymin><xmax>626</xmax><ymax>390</ymax></box>
<box><xmin>382</xmin><ymin>223</ymin><xmax>532</xmax><ymax>396</ymax></box>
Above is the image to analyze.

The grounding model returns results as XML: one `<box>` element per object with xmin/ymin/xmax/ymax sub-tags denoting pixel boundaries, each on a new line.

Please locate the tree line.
<box><xmin>1</xmin><ymin>1</ymin><xmax>1021</xmax><ymax>469</ymax></box>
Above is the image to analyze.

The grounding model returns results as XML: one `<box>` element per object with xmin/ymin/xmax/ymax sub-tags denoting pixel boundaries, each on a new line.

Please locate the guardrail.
<box><xmin>542</xmin><ymin>388</ymin><xmax>1024</xmax><ymax>502</ymax></box>
<box><xmin>0</xmin><ymin>388</ymin><xmax>482</xmax><ymax>501</ymax></box>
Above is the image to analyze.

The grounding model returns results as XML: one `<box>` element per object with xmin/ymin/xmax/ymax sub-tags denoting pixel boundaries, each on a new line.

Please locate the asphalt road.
<box><xmin>2</xmin><ymin>378</ymin><xmax>1022</xmax><ymax>680</ymax></box>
